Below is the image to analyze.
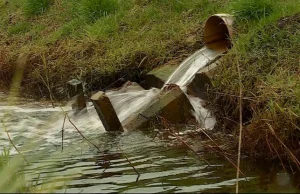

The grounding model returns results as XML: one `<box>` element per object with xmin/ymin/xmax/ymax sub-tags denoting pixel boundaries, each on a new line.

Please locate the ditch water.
<box><xmin>0</xmin><ymin>99</ymin><xmax>299</xmax><ymax>193</ymax></box>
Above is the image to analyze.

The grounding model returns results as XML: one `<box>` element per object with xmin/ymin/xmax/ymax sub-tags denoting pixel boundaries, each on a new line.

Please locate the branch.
<box><xmin>66</xmin><ymin>114</ymin><xmax>111</xmax><ymax>165</ymax></box>
<box><xmin>1</xmin><ymin>121</ymin><xmax>28</xmax><ymax>165</ymax></box>
<box><xmin>61</xmin><ymin>113</ymin><xmax>67</xmax><ymax>153</ymax></box>
<box><xmin>117</xmin><ymin>145</ymin><xmax>140</xmax><ymax>182</ymax></box>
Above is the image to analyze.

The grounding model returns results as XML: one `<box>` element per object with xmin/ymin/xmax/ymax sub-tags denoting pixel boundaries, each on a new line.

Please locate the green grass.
<box><xmin>24</xmin><ymin>0</ymin><xmax>52</xmax><ymax>16</ymax></box>
<box><xmin>7</xmin><ymin>22</ymin><xmax>31</xmax><ymax>35</ymax></box>
<box><xmin>230</xmin><ymin>0</ymin><xmax>275</xmax><ymax>20</ymax></box>
<box><xmin>0</xmin><ymin>147</ymin><xmax>29</xmax><ymax>192</ymax></box>
<box><xmin>77</xmin><ymin>0</ymin><xmax>118</xmax><ymax>22</ymax></box>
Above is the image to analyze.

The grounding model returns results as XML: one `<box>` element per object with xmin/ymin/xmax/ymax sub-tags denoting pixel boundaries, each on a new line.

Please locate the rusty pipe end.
<box><xmin>204</xmin><ymin>14</ymin><xmax>234</xmax><ymax>50</ymax></box>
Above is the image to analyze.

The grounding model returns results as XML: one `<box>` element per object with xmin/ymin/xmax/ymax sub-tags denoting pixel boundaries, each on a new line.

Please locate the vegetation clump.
<box><xmin>0</xmin><ymin>148</ymin><xmax>29</xmax><ymax>192</ymax></box>
<box><xmin>7</xmin><ymin>22</ymin><xmax>31</xmax><ymax>36</ymax></box>
<box><xmin>77</xmin><ymin>0</ymin><xmax>118</xmax><ymax>22</ymax></box>
<box><xmin>24</xmin><ymin>0</ymin><xmax>52</xmax><ymax>16</ymax></box>
<box><xmin>230</xmin><ymin>0</ymin><xmax>274</xmax><ymax>21</ymax></box>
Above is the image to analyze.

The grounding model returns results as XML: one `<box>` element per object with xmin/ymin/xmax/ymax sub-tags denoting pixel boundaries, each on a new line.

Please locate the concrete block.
<box><xmin>67</xmin><ymin>79</ymin><xmax>87</xmax><ymax>112</ymax></box>
<box><xmin>186</xmin><ymin>72</ymin><xmax>212</xmax><ymax>100</ymax></box>
<box><xmin>119</xmin><ymin>81</ymin><xmax>145</xmax><ymax>93</ymax></box>
<box><xmin>123</xmin><ymin>85</ymin><xmax>194</xmax><ymax>130</ymax></box>
<box><xmin>91</xmin><ymin>91</ymin><xmax>123</xmax><ymax>132</ymax></box>
<box><xmin>186</xmin><ymin>61</ymin><xmax>219</xmax><ymax>100</ymax></box>
<box><xmin>67</xmin><ymin>79</ymin><xmax>84</xmax><ymax>98</ymax></box>
<box><xmin>145</xmin><ymin>65</ymin><xmax>178</xmax><ymax>89</ymax></box>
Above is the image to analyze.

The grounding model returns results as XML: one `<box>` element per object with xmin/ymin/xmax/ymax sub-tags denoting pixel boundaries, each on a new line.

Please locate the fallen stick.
<box><xmin>66</xmin><ymin>114</ymin><xmax>111</xmax><ymax>165</ymax></box>
<box><xmin>117</xmin><ymin>146</ymin><xmax>140</xmax><ymax>182</ymax></box>
<box><xmin>61</xmin><ymin>113</ymin><xmax>67</xmax><ymax>153</ymax></box>
<box><xmin>168</xmin><ymin>129</ymin><xmax>211</xmax><ymax>166</ymax></box>
<box><xmin>1</xmin><ymin>121</ymin><xmax>29</xmax><ymax>165</ymax></box>
<box><xmin>267</xmin><ymin>122</ymin><xmax>300</xmax><ymax>170</ymax></box>
<box><xmin>157</xmin><ymin>116</ymin><xmax>211</xmax><ymax>166</ymax></box>
<box><xmin>194</xmin><ymin>129</ymin><xmax>247</xmax><ymax>179</ymax></box>
<box><xmin>236</xmin><ymin>49</ymin><xmax>243</xmax><ymax>194</ymax></box>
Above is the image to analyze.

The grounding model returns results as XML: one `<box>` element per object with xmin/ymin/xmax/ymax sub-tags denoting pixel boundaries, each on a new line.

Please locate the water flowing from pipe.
<box><xmin>163</xmin><ymin>44</ymin><xmax>227</xmax><ymax>129</ymax></box>
<box><xmin>163</xmin><ymin>46</ymin><xmax>222</xmax><ymax>88</ymax></box>
<box><xmin>106</xmin><ymin>88</ymin><xmax>160</xmax><ymax>123</ymax></box>
<box><xmin>101</xmin><ymin>43</ymin><xmax>227</xmax><ymax>130</ymax></box>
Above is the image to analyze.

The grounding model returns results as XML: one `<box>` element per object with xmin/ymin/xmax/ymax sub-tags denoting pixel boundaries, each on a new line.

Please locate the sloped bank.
<box><xmin>0</xmin><ymin>0</ymin><xmax>223</xmax><ymax>99</ymax></box>
<box><xmin>210</xmin><ymin>14</ymin><xmax>300</xmax><ymax>165</ymax></box>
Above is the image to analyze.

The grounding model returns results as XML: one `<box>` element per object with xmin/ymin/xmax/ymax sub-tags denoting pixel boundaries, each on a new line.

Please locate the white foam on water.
<box><xmin>106</xmin><ymin>88</ymin><xmax>160</xmax><ymax>123</ymax></box>
<box><xmin>0</xmin><ymin>105</ymin><xmax>70</xmax><ymax>113</ymax></box>
<box><xmin>0</xmin><ymin>104</ymin><xmax>105</xmax><ymax>154</ymax></box>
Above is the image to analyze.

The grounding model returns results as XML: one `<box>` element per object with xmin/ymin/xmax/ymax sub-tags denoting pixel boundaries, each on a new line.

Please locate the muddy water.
<box><xmin>0</xmin><ymin>99</ymin><xmax>299</xmax><ymax>193</ymax></box>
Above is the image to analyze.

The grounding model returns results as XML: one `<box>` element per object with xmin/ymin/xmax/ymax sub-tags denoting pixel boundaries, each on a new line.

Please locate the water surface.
<box><xmin>0</xmin><ymin>100</ymin><xmax>298</xmax><ymax>193</ymax></box>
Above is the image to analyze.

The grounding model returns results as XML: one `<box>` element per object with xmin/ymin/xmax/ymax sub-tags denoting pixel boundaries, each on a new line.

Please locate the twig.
<box><xmin>223</xmin><ymin>117</ymin><xmax>239</xmax><ymax>125</ymax></box>
<box><xmin>193</xmin><ymin>129</ymin><xmax>247</xmax><ymax>179</ymax></box>
<box><xmin>1</xmin><ymin>121</ymin><xmax>29</xmax><ymax>165</ymax></box>
<box><xmin>266</xmin><ymin>122</ymin><xmax>300</xmax><ymax>170</ymax></box>
<box><xmin>117</xmin><ymin>146</ymin><xmax>140</xmax><ymax>182</ymax></box>
<box><xmin>61</xmin><ymin>113</ymin><xmax>67</xmax><ymax>153</ymax></box>
<box><xmin>291</xmin><ymin>122</ymin><xmax>300</xmax><ymax>131</ymax></box>
<box><xmin>168</xmin><ymin>129</ymin><xmax>211</xmax><ymax>166</ymax></box>
<box><xmin>40</xmin><ymin>54</ymin><xmax>57</xmax><ymax>108</ymax></box>
<box><xmin>138</xmin><ymin>113</ymin><xmax>150</xmax><ymax>120</ymax></box>
<box><xmin>66</xmin><ymin>114</ymin><xmax>111</xmax><ymax>165</ymax></box>
<box><xmin>213</xmin><ymin>92</ymin><xmax>258</xmax><ymax>102</ymax></box>
<box><xmin>236</xmin><ymin>49</ymin><xmax>243</xmax><ymax>194</ymax></box>
<box><xmin>38</xmin><ymin>73</ymin><xmax>56</xmax><ymax>108</ymax></box>
<box><xmin>266</xmin><ymin>137</ymin><xmax>287</xmax><ymax>172</ymax></box>
<box><xmin>157</xmin><ymin>116</ymin><xmax>211</xmax><ymax>166</ymax></box>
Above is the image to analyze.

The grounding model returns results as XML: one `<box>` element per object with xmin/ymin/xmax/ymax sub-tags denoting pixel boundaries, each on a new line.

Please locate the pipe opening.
<box><xmin>204</xmin><ymin>15</ymin><xmax>233</xmax><ymax>50</ymax></box>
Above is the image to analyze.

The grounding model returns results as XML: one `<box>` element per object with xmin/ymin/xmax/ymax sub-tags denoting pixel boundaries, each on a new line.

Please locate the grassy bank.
<box><xmin>0</xmin><ymin>0</ymin><xmax>227</xmax><ymax>98</ymax></box>
<box><xmin>210</xmin><ymin>0</ymin><xmax>300</xmax><ymax>166</ymax></box>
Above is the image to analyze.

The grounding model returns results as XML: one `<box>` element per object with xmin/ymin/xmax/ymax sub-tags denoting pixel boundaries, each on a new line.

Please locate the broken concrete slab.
<box><xmin>198</xmin><ymin>60</ymin><xmax>220</xmax><ymax>78</ymax></box>
<box><xmin>186</xmin><ymin>61</ymin><xmax>220</xmax><ymax>100</ymax></box>
<box><xmin>91</xmin><ymin>91</ymin><xmax>123</xmax><ymax>132</ymax></box>
<box><xmin>105</xmin><ymin>81</ymin><xmax>145</xmax><ymax>94</ymax></box>
<box><xmin>67</xmin><ymin>79</ymin><xmax>84</xmax><ymax>98</ymax></box>
<box><xmin>67</xmin><ymin>79</ymin><xmax>87</xmax><ymax>112</ymax></box>
<box><xmin>119</xmin><ymin>81</ymin><xmax>145</xmax><ymax>93</ymax></box>
<box><xmin>145</xmin><ymin>64</ymin><xmax>179</xmax><ymax>89</ymax></box>
<box><xmin>186</xmin><ymin>72</ymin><xmax>212</xmax><ymax>100</ymax></box>
<box><xmin>123</xmin><ymin>85</ymin><xmax>194</xmax><ymax>130</ymax></box>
